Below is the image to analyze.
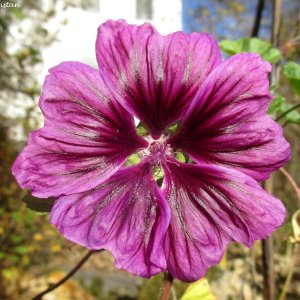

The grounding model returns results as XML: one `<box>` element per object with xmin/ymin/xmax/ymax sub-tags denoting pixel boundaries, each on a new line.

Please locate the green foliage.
<box><xmin>283</xmin><ymin>62</ymin><xmax>300</xmax><ymax>96</ymax></box>
<box><xmin>138</xmin><ymin>275</ymin><xmax>163</xmax><ymax>300</ymax></box>
<box><xmin>181</xmin><ymin>278</ymin><xmax>215</xmax><ymax>300</ymax></box>
<box><xmin>268</xmin><ymin>95</ymin><xmax>286</xmax><ymax>116</ymax></box>
<box><xmin>86</xmin><ymin>277</ymin><xmax>104</xmax><ymax>298</ymax></box>
<box><xmin>219</xmin><ymin>38</ymin><xmax>282</xmax><ymax>63</ymax></box>
<box><xmin>166</xmin><ymin>123</ymin><xmax>179</xmax><ymax>134</ymax></box>
<box><xmin>268</xmin><ymin>95</ymin><xmax>300</xmax><ymax>124</ymax></box>
<box><xmin>14</xmin><ymin>245</ymin><xmax>28</xmax><ymax>255</ymax></box>
<box><xmin>278</xmin><ymin>103</ymin><xmax>300</xmax><ymax>124</ymax></box>
<box><xmin>153</xmin><ymin>166</ymin><xmax>165</xmax><ymax>181</ymax></box>
<box><xmin>175</xmin><ymin>151</ymin><xmax>186</xmax><ymax>163</ymax></box>
<box><xmin>125</xmin><ymin>153</ymin><xmax>141</xmax><ymax>166</ymax></box>
<box><xmin>137</xmin><ymin>122</ymin><xmax>148</xmax><ymax>136</ymax></box>
<box><xmin>10</xmin><ymin>8</ymin><xmax>26</xmax><ymax>20</ymax></box>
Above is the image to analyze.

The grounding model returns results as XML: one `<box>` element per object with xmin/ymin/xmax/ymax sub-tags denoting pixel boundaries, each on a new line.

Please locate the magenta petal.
<box><xmin>96</xmin><ymin>20</ymin><xmax>221</xmax><ymax>138</ymax></box>
<box><xmin>50</xmin><ymin>163</ymin><xmax>170</xmax><ymax>278</ymax></box>
<box><xmin>12</xmin><ymin>62</ymin><xmax>147</xmax><ymax>198</ymax></box>
<box><xmin>170</xmin><ymin>53</ymin><xmax>290</xmax><ymax>181</ymax></box>
<box><xmin>162</xmin><ymin>160</ymin><xmax>285</xmax><ymax>282</ymax></box>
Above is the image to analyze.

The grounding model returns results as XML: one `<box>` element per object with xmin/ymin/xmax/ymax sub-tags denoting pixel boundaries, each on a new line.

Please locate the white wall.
<box><xmin>42</xmin><ymin>0</ymin><xmax>183</xmax><ymax>78</ymax></box>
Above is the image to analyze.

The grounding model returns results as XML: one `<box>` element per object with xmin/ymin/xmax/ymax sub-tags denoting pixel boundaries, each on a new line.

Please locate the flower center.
<box><xmin>141</xmin><ymin>135</ymin><xmax>171</xmax><ymax>163</ymax></box>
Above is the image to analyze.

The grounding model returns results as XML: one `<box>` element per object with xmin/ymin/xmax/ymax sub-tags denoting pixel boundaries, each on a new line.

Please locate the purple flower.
<box><xmin>12</xmin><ymin>20</ymin><xmax>290</xmax><ymax>282</ymax></box>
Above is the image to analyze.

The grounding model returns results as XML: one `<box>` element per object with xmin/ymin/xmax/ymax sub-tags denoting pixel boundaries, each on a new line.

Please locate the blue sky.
<box><xmin>182</xmin><ymin>0</ymin><xmax>276</xmax><ymax>40</ymax></box>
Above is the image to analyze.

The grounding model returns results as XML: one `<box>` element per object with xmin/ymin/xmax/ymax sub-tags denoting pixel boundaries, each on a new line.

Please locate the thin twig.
<box><xmin>251</xmin><ymin>0</ymin><xmax>265</xmax><ymax>37</ymax></box>
<box><xmin>160</xmin><ymin>272</ymin><xmax>174</xmax><ymax>300</ymax></box>
<box><xmin>32</xmin><ymin>250</ymin><xmax>100</xmax><ymax>300</ymax></box>
<box><xmin>279</xmin><ymin>168</ymin><xmax>300</xmax><ymax>206</ymax></box>
<box><xmin>278</xmin><ymin>243</ymin><xmax>300</xmax><ymax>300</ymax></box>
<box><xmin>262</xmin><ymin>177</ymin><xmax>275</xmax><ymax>300</ymax></box>
<box><xmin>275</xmin><ymin>103</ymin><xmax>300</xmax><ymax>122</ymax></box>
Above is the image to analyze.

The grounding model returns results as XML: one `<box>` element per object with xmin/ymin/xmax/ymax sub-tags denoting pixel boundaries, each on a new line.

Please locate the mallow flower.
<box><xmin>12</xmin><ymin>20</ymin><xmax>291</xmax><ymax>282</ymax></box>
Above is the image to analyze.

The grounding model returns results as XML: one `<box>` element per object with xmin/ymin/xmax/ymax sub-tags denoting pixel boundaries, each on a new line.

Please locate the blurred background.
<box><xmin>0</xmin><ymin>0</ymin><xmax>300</xmax><ymax>299</ymax></box>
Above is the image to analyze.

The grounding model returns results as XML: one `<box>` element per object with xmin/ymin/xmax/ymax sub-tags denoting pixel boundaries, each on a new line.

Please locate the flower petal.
<box><xmin>170</xmin><ymin>53</ymin><xmax>290</xmax><ymax>181</ymax></box>
<box><xmin>96</xmin><ymin>20</ymin><xmax>221</xmax><ymax>138</ymax></box>
<box><xmin>162</xmin><ymin>160</ymin><xmax>285</xmax><ymax>281</ymax></box>
<box><xmin>50</xmin><ymin>163</ymin><xmax>170</xmax><ymax>278</ymax></box>
<box><xmin>12</xmin><ymin>62</ymin><xmax>147</xmax><ymax>198</ymax></box>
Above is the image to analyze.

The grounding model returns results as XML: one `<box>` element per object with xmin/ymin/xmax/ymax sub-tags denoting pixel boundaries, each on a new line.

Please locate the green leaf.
<box><xmin>10</xmin><ymin>8</ymin><xmax>25</xmax><ymax>20</ymax></box>
<box><xmin>268</xmin><ymin>95</ymin><xmax>286</xmax><ymax>116</ymax></box>
<box><xmin>181</xmin><ymin>278</ymin><xmax>216</xmax><ymax>300</ymax></box>
<box><xmin>2</xmin><ymin>268</ymin><xmax>14</xmax><ymax>279</ymax></box>
<box><xmin>167</xmin><ymin>123</ymin><xmax>179</xmax><ymax>134</ymax></box>
<box><xmin>175</xmin><ymin>151</ymin><xmax>187</xmax><ymax>163</ymax></box>
<box><xmin>0</xmin><ymin>252</ymin><xmax>6</xmax><ymax>260</ymax></box>
<box><xmin>125</xmin><ymin>153</ymin><xmax>141</xmax><ymax>166</ymax></box>
<box><xmin>0</xmin><ymin>18</ymin><xmax>8</xmax><ymax>31</ymax></box>
<box><xmin>278</xmin><ymin>103</ymin><xmax>300</xmax><ymax>124</ymax></box>
<box><xmin>137</xmin><ymin>122</ymin><xmax>148</xmax><ymax>136</ymax></box>
<box><xmin>153</xmin><ymin>166</ymin><xmax>164</xmax><ymax>181</ymax></box>
<box><xmin>219</xmin><ymin>38</ymin><xmax>281</xmax><ymax>63</ymax></box>
<box><xmin>8</xmin><ymin>254</ymin><xmax>20</xmax><ymax>263</ymax></box>
<box><xmin>283</xmin><ymin>62</ymin><xmax>300</xmax><ymax>96</ymax></box>
<box><xmin>14</xmin><ymin>246</ymin><xmax>28</xmax><ymax>255</ymax></box>
<box><xmin>11</xmin><ymin>211</ymin><xmax>21</xmax><ymax>222</ymax></box>
<box><xmin>22</xmin><ymin>193</ymin><xmax>56</xmax><ymax>213</ymax></box>
<box><xmin>10</xmin><ymin>234</ymin><xmax>24</xmax><ymax>244</ymax></box>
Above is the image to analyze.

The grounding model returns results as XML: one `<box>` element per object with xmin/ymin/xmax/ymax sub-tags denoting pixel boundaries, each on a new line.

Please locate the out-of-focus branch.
<box><xmin>251</xmin><ymin>0</ymin><xmax>265</xmax><ymax>37</ymax></box>
<box><xmin>271</xmin><ymin>0</ymin><xmax>282</xmax><ymax>48</ymax></box>
<box><xmin>32</xmin><ymin>250</ymin><xmax>101</xmax><ymax>300</ymax></box>
<box><xmin>262</xmin><ymin>176</ymin><xmax>275</xmax><ymax>300</ymax></box>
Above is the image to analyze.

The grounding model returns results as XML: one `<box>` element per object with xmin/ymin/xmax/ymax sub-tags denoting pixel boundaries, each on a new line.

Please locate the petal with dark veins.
<box><xmin>162</xmin><ymin>159</ymin><xmax>285</xmax><ymax>281</ymax></box>
<box><xmin>50</xmin><ymin>163</ymin><xmax>170</xmax><ymax>278</ymax></box>
<box><xmin>96</xmin><ymin>20</ymin><xmax>221</xmax><ymax>138</ymax></box>
<box><xmin>170</xmin><ymin>53</ymin><xmax>291</xmax><ymax>181</ymax></box>
<box><xmin>12</xmin><ymin>62</ymin><xmax>147</xmax><ymax>198</ymax></box>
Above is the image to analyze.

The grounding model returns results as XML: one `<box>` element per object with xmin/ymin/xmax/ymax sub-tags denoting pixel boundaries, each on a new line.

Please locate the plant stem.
<box><xmin>275</xmin><ymin>103</ymin><xmax>300</xmax><ymax>122</ymax></box>
<box><xmin>160</xmin><ymin>272</ymin><xmax>174</xmax><ymax>300</ymax></box>
<box><xmin>32</xmin><ymin>250</ymin><xmax>100</xmax><ymax>300</ymax></box>
<box><xmin>279</xmin><ymin>167</ymin><xmax>300</xmax><ymax>206</ymax></box>
<box><xmin>261</xmin><ymin>176</ymin><xmax>276</xmax><ymax>300</ymax></box>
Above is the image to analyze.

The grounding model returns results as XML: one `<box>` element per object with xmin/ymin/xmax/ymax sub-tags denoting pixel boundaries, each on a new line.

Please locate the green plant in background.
<box><xmin>220</xmin><ymin>37</ymin><xmax>300</xmax><ymax>126</ymax></box>
<box><xmin>284</xmin><ymin>62</ymin><xmax>300</xmax><ymax>96</ymax></box>
<box><xmin>181</xmin><ymin>279</ymin><xmax>215</xmax><ymax>300</ymax></box>
<box><xmin>220</xmin><ymin>38</ymin><xmax>282</xmax><ymax>63</ymax></box>
<box><xmin>220</xmin><ymin>34</ymin><xmax>300</xmax><ymax>300</ymax></box>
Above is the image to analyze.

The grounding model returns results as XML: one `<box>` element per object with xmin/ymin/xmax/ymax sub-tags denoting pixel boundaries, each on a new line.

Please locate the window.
<box><xmin>80</xmin><ymin>0</ymin><xmax>99</xmax><ymax>12</ymax></box>
<box><xmin>136</xmin><ymin>0</ymin><xmax>153</xmax><ymax>19</ymax></box>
